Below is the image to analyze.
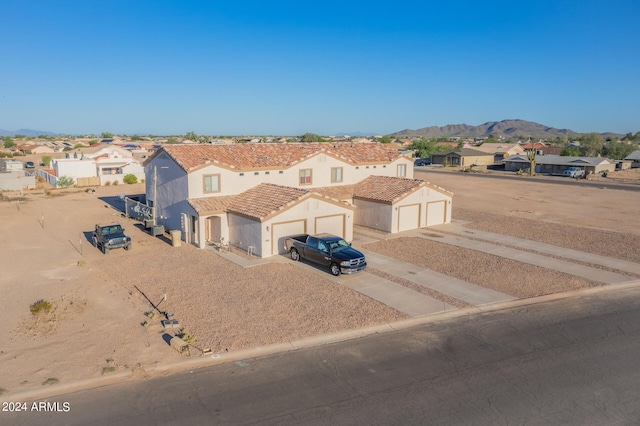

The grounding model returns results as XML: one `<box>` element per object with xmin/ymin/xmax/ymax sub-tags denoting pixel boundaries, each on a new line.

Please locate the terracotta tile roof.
<box><xmin>226</xmin><ymin>183</ymin><xmax>312</xmax><ymax>221</ymax></box>
<box><xmin>189</xmin><ymin>183</ymin><xmax>353</xmax><ymax>221</ymax></box>
<box><xmin>354</xmin><ymin>175</ymin><xmax>452</xmax><ymax>204</ymax></box>
<box><xmin>157</xmin><ymin>143</ymin><xmax>405</xmax><ymax>172</ymax></box>
<box><xmin>188</xmin><ymin>195</ymin><xmax>237</xmax><ymax>215</ymax></box>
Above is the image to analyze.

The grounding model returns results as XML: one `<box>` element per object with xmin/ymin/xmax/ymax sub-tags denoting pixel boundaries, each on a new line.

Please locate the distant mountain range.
<box><xmin>390</xmin><ymin>119</ymin><xmax>622</xmax><ymax>139</ymax></box>
<box><xmin>0</xmin><ymin>128</ymin><xmax>57</xmax><ymax>137</ymax></box>
<box><xmin>0</xmin><ymin>120</ymin><xmax>626</xmax><ymax>139</ymax></box>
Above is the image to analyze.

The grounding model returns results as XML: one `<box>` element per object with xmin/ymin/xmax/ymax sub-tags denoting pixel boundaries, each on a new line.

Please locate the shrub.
<box><xmin>113</xmin><ymin>180</ymin><xmax>119</xmax><ymax>186</ymax></box>
<box><xmin>30</xmin><ymin>299</ymin><xmax>53</xmax><ymax>315</ymax></box>
<box><xmin>123</xmin><ymin>174</ymin><xmax>137</xmax><ymax>184</ymax></box>
<box><xmin>177</xmin><ymin>328</ymin><xmax>197</xmax><ymax>345</ymax></box>
<box><xmin>57</xmin><ymin>176</ymin><xmax>74</xmax><ymax>187</ymax></box>
<box><xmin>42</xmin><ymin>378</ymin><xmax>59</xmax><ymax>386</ymax></box>
<box><xmin>105</xmin><ymin>181</ymin><xmax>111</xmax><ymax>186</ymax></box>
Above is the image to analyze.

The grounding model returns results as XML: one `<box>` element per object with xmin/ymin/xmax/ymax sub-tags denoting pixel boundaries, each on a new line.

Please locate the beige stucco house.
<box><xmin>144</xmin><ymin>142</ymin><xmax>453</xmax><ymax>257</ymax></box>
<box><xmin>430</xmin><ymin>148</ymin><xmax>495</xmax><ymax>167</ymax></box>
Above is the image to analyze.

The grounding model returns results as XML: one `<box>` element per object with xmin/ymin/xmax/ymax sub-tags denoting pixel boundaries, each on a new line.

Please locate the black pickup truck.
<box><xmin>283</xmin><ymin>234</ymin><xmax>367</xmax><ymax>276</ymax></box>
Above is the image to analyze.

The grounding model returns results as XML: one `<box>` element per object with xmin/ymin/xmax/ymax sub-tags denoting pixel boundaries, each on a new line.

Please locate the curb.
<box><xmin>4</xmin><ymin>279</ymin><xmax>640</xmax><ymax>402</ymax></box>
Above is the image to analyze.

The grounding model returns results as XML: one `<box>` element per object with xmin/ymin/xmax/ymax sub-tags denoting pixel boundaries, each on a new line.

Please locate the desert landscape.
<box><xmin>1</xmin><ymin>170</ymin><xmax>639</xmax><ymax>399</ymax></box>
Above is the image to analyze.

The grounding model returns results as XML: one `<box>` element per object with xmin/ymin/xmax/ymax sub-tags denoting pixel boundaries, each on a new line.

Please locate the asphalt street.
<box><xmin>4</xmin><ymin>284</ymin><xmax>640</xmax><ymax>425</ymax></box>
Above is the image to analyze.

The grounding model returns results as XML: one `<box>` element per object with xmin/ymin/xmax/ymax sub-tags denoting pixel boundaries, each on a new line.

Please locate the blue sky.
<box><xmin>1</xmin><ymin>0</ymin><xmax>638</xmax><ymax>136</ymax></box>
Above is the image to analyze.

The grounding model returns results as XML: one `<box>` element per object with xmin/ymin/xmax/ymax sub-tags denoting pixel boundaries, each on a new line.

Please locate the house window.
<box><xmin>239</xmin><ymin>173</ymin><xmax>244</xmax><ymax>176</ymax></box>
<box><xmin>265</xmin><ymin>171</ymin><xmax>270</xmax><ymax>175</ymax></box>
<box><xmin>299</xmin><ymin>169</ymin><xmax>312</xmax><ymax>185</ymax></box>
<box><xmin>397</xmin><ymin>164</ymin><xmax>407</xmax><ymax>177</ymax></box>
<box><xmin>203</xmin><ymin>174</ymin><xmax>220</xmax><ymax>193</ymax></box>
<box><xmin>279</xmin><ymin>171</ymin><xmax>283</xmax><ymax>174</ymax></box>
<box><xmin>254</xmin><ymin>172</ymin><xmax>259</xmax><ymax>175</ymax></box>
<box><xmin>331</xmin><ymin>167</ymin><xmax>343</xmax><ymax>183</ymax></box>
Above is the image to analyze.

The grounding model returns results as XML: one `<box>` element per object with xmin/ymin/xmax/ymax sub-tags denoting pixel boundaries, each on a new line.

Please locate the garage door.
<box><xmin>315</xmin><ymin>214</ymin><xmax>345</xmax><ymax>238</ymax></box>
<box><xmin>426</xmin><ymin>200</ymin><xmax>446</xmax><ymax>226</ymax></box>
<box><xmin>272</xmin><ymin>220</ymin><xmax>307</xmax><ymax>255</ymax></box>
<box><xmin>398</xmin><ymin>204</ymin><xmax>420</xmax><ymax>232</ymax></box>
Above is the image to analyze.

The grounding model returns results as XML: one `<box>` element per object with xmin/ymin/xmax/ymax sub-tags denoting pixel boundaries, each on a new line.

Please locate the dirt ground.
<box><xmin>1</xmin><ymin>171</ymin><xmax>639</xmax><ymax>398</ymax></box>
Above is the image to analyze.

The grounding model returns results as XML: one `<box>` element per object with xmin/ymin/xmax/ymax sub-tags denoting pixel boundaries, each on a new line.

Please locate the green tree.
<box><xmin>41</xmin><ymin>155</ymin><xmax>52</xmax><ymax>166</ymax></box>
<box><xmin>300</xmin><ymin>132</ymin><xmax>325</xmax><ymax>142</ymax></box>
<box><xmin>578</xmin><ymin>133</ymin><xmax>604</xmax><ymax>157</ymax></box>
<box><xmin>73</xmin><ymin>143</ymin><xmax>84</xmax><ymax>149</ymax></box>
<box><xmin>3</xmin><ymin>138</ymin><xmax>16</xmax><ymax>148</ymax></box>
<box><xmin>560</xmin><ymin>146</ymin><xmax>581</xmax><ymax>156</ymax></box>
<box><xmin>409</xmin><ymin>138</ymin><xmax>450</xmax><ymax>159</ymax></box>
<box><xmin>601</xmin><ymin>140</ymin><xmax>636</xmax><ymax>160</ymax></box>
<box><xmin>378</xmin><ymin>135</ymin><xmax>393</xmax><ymax>144</ymax></box>
<box><xmin>185</xmin><ymin>131</ymin><xmax>199</xmax><ymax>142</ymax></box>
<box><xmin>131</xmin><ymin>134</ymin><xmax>144</xmax><ymax>141</ymax></box>
<box><xmin>88</xmin><ymin>139</ymin><xmax>98</xmax><ymax>145</ymax></box>
<box><xmin>101</xmin><ymin>132</ymin><xmax>114</xmax><ymax>139</ymax></box>
<box><xmin>167</xmin><ymin>136</ymin><xmax>178</xmax><ymax>144</ymax></box>
<box><xmin>123</xmin><ymin>174</ymin><xmax>138</xmax><ymax>184</ymax></box>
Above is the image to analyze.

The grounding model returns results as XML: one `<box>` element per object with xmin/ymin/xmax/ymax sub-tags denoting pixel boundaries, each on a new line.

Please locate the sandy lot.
<box><xmin>1</xmin><ymin>171</ymin><xmax>638</xmax><ymax>398</ymax></box>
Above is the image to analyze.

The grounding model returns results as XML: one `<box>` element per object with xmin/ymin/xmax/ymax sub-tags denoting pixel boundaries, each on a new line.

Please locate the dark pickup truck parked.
<box><xmin>284</xmin><ymin>234</ymin><xmax>367</xmax><ymax>276</ymax></box>
<box><xmin>92</xmin><ymin>223</ymin><xmax>132</xmax><ymax>254</ymax></box>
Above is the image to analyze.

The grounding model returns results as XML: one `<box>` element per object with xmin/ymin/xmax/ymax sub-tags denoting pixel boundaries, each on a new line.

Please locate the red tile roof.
<box><xmin>157</xmin><ymin>143</ymin><xmax>406</xmax><ymax>172</ymax></box>
<box><xmin>188</xmin><ymin>195</ymin><xmax>237</xmax><ymax>215</ymax></box>
<box><xmin>354</xmin><ymin>175</ymin><xmax>452</xmax><ymax>204</ymax></box>
<box><xmin>189</xmin><ymin>183</ymin><xmax>353</xmax><ymax>221</ymax></box>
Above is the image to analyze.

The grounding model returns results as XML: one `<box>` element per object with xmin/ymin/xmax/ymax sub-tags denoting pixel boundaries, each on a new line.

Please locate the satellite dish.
<box><xmin>119</xmin><ymin>193</ymin><xmax>126</xmax><ymax>200</ymax></box>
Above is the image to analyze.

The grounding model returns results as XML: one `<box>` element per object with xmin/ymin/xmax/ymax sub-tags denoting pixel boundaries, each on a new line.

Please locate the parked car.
<box><xmin>24</xmin><ymin>161</ymin><xmax>35</xmax><ymax>168</ymax></box>
<box><xmin>92</xmin><ymin>223</ymin><xmax>132</xmax><ymax>254</ymax></box>
<box><xmin>284</xmin><ymin>234</ymin><xmax>367</xmax><ymax>276</ymax></box>
<box><xmin>562</xmin><ymin>167</ymin><xmax>585</xmax><ymax>178</ymax></box>
<box><xmin>414</xmin><ymin>158</ymin><xmax>432</xmax><ymax>166</ymax></box>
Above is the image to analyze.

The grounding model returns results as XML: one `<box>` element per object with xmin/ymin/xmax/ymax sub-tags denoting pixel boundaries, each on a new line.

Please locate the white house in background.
<box><xmin>144</xmin><ymin>143</ymin><xmax>453</xmax><ymax>257</ymax></box>
<box><xmin>51</xmin><ymin>145</ymin><xmax>145</xmax><ymax>186</ymax></box>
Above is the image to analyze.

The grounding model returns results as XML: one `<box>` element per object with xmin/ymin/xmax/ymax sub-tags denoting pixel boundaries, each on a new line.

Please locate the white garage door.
<box><xmin>272</xmin><ymin>220</ymin><xmax>307</xmax><ymax>255</ymax></box>
<box><xmin>398</xmin><ymin>204</ymin><xmax>420</xmax><ymax>232</ymax></box>
<box><xmin>315</xmin><ymin>214</ymin><xmax>345</xmax><ymax>238</ymax></box>
<box><xmin>426</xmin><ymin>200</ymin><xmax>446</xmax><ymax>226</ymax></box>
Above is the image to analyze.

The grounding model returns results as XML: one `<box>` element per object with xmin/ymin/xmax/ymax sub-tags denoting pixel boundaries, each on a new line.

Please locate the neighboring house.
<box><xmin>430</xmin><ymin>148</ymin><xmax>495</xmax><ymax>167</ymax></box>
<box><xmin>0</xmin><ymin>160</ymin><xmax>35</xmax><ymax>190</ymax></box>
<box><xmin>144</xmin><ymin>143</ymin><xmax>452</xmax><ymax>257</ymax></box>
<box><xmin>503</xmin><ymin>154</ymin><xmax>616</xmax><ymax>175</ymax></box>
<box><xmin>464</xmin><ymin>143</ymin><xmax>525</xmax><ymax>164</ymax></box>
<box><xmin>18</xmin><ymin>144</ymin><xmax>56</xmax><ymax>155</ymax></box>
<box><xmin>0</xmin><ymin>159</ymin><xmax>24</xmax><ymax>172</ymax></box>
<box><xmin>624</xmin><ymin>150</ymin><xmax>640</xmax><ymax>168</ymax></box>
<box><xmin>51</xmin><ymin>145</ymin><xmax>145</xmax><ymax>186</ymax></box>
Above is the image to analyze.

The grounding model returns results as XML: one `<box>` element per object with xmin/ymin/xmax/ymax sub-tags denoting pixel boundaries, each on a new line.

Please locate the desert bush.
<box><xmin>176</xmin><ymin>328</ymin><xmax>197</xmax><ymax>345</ymax></box>
<box><xmin>30</xmin><ymin>299</ymin><xmax>53</xmax><ymax>315</ymax></box>
<box><xmin>57</xmin><ymin>176</ymin><xmax>74</xmax><ymax>187</ymax></box>
<box><xmin>42</xmin><ymin>378</ymin><xmax>59</xmax><ymax>386</ymax></box>
<box><xmin>105</xmin><ymin>181</ymin><xmax>111</xmax><ymax>186</ymax></box>
<box><xmin>123</xmin><ymin>174</ymin><xmax>138</xmax><ymax>184</ymax></box>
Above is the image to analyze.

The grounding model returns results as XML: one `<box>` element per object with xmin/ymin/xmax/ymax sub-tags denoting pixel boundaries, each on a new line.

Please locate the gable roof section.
<box><xmin>150</xmin><ymin>143</ymin><xmax>406</xmax><ymax>173</ymax></box>
<box><xmin>503</xmin><ymin>154</ymin><xmax>612</xmax><ymax>166</ymax></box>
<box><xmin>188</xmin><ymin>195</ymin><xmax>237</xmax><ymax>215</ymax></box>
<box><xmin>625</xmin><ymin>150</ymin><xmax>640</xmax><ymax>161</ymax></box>
<box><xmin>353</xmin><ymin>175</ymin><xmax>452</xmax><ymax>204</ymax></box>
<box><xmin>432</xmin><ymin>148</ymin><xmax>494</xmax><ymax>158</ymax></box>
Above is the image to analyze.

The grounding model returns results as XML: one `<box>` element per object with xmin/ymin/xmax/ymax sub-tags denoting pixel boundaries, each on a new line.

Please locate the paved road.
<box><xmin>6</xmin><ymin>283</ymin><xmax>640</xmax><ymax>425</ymax></box>
<box><xmin>415</xmin><ymin>167</ymin><xmax>640</xmax><ymax>192</ymax></box>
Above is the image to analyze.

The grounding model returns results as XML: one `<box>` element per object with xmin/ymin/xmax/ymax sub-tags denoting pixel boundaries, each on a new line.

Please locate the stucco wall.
<box><xmin>145</xmin><ymin>152</ymin><xmax>192</xmax><ymax>233</ymax></box>
<box><xmin>187</xmin><ymin>153</ymin><xmax>415</xmax><ymax>198</ymax></box>
<box><xmin>228</xmin><ymin>214</ymin><xmax>263</xmax><ymax>255</ymax></box>
<box><xmin>354</xmin><ymin>199</ymin><xmax>393</xmax><ymax>232</ymax></box>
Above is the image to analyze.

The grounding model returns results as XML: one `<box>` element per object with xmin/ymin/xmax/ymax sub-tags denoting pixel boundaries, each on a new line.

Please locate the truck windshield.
<box><xmin>329</xmin><ymin>239</ymin><xmax>350</xmax><ymax>252</ymax></box>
